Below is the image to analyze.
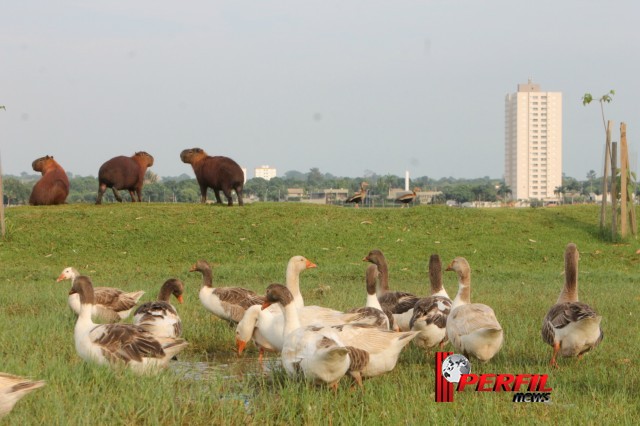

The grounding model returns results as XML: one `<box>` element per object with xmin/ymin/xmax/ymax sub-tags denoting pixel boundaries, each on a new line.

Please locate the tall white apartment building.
<box><xmin>254</xmin><ymin>165</ymin><xmax>277</xmax><ymax>181</ymax></box>
<box><xmin>505</xmin><ymin>81</ymin><xmax>562</xmax><ymax>201</ymax></box>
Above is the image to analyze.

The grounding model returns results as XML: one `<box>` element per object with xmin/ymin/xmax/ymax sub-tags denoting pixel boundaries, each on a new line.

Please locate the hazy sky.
<box><xmin>1</xmin><ymin>1</ymin><xmax>638</xmax><ymax>181</ymax></box>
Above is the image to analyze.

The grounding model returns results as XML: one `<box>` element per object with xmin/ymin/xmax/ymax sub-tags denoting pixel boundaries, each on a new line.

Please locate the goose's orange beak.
<box><xmin>56</xmin><ymin>274</ymin><xmax>66</xmax><ymax>282</ymax></box>
<box><xmin>188</xmin><ymin>264</ymin><xmax>197</xmax><ymax>272</ymax></box>
<box><xmin>177</xmin><ymin>295</ymin><xmax>184</xmax><ymax>304</ymax></box>
<box><xmin>306</xmin><ymin>260</ymin><xmax>317</xmax><ymax>269</ymax></box>
<box><xmin>236</xmin><ymin>338</ymin><xmax>247</xmax><ymax>355</ymax></box>
<box><xmin>261</xmin><ymin>301</ymin><xmax>272</xmax><ymax>310</ymax></box>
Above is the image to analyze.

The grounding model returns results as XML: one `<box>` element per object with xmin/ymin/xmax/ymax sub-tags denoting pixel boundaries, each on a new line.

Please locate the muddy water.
<box><xmin>170</xmin><ymin>355</ymin><xmax>281</xmax><ymax>381</ymax></box>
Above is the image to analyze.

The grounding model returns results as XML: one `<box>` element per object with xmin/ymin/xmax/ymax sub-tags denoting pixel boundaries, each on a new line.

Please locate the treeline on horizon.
<box><xmin>1</xmin><ymin>167</ymin><xmax>611</xmax><ymax>205</ymax></box>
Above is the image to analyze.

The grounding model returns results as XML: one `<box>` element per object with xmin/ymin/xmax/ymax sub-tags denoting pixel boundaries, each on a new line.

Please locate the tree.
<box><xmin>586</xmin><ymin>170</ymin><xmax>597</xmax><ymax>193</ymax></box>
<box><xmin>496</xmin><ymin>182</ymin><xmax>512</xmax><ymax>201</ymax></box>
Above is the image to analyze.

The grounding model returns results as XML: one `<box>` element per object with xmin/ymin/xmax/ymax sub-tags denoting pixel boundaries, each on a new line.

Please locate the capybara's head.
<box><xmin>133</xmin><ymin>151</ymin><xmax>154</xmax><ymax>167</ymax></box>
<box><xmin>32</xmin><ymin>155</ymin><xmax>54</xmax><ymax>173</ymax></box>
<box><xmin>180</xmin><ymin>148</ymin><xmax>207</xmax><ymax>164</ymax></box>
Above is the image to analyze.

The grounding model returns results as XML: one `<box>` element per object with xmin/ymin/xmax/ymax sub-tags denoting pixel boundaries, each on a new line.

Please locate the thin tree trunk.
<box><xmin>600</xmin><ymin>121</ymin><xmax>612</xmax><ymax>230</ymax></box>
<box><xmin>621</xmin><ymin>122</ymin><xmax>637</xmax><ymax>237</ymax></box>
<box><xmin>611</xmin><ymin>142</ymin><xmax>618</xmax><ymax>239</ymax></box>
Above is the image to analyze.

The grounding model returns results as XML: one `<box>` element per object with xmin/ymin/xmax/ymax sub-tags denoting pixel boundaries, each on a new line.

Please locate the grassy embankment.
<box><xmin>0</xmin><ymin>203</ymin><xmax>638</xmax><ymax>424</ymax></box>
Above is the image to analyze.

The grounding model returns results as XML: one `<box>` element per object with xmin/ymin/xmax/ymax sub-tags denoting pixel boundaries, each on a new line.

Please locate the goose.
<box><xmin>263</xmin><ymin>284</ymin><xmax>419</xmax><ymax>390</ymax></box>
<box><xmin>346</xmin><ymin>264</ymin><xmax>395</xmax><ymax>330</ymax></box>
<box><xmin>234</xmin><ymin>255</ymin><xmax>316</xmax><ymax>360</ymax></box>
<box><xmin>133</xmin><ymin>278</ymin><xmax>185</xmax><ymax>338</ymax></box>
<box><xmin>57</xmin><ymin>267</ymin><xmax>145</xmax><ymax>323</ymax></box>
<box><xmin>189</xmin><ymin>259</ymin><xmax>265</xmax><ymax>324</ymax></box>
<box><xmin>69</xmin><ymin>276</ymin><xmax>188</xmax><ymax>374</ymax></box>
<box><xmin>362</xmin><ymin>249</ymin><xmax>420</xmax><ymax>330</ymax></box>
<box><xmin>541</xmin><ymin>243</ymin><xmax>603</xmax><ymax>368</ymax></box>
<box><xmin>282</xmin><ymin>255</ymin><xmax>318</xmax><ymax>309</ymax></box>
<box><xmin>445</xmin><ymin>257</ymin><xmax>503</xmax><ymax>363</ymax></box>
<box><xmin>236</xmin><ymin>257</ymin><xmax>384</xmax><ymax>357</ymax></box>
<box><xmin>0</xmin><ymin>373</ymin><xmax>45</xmax><ymax>418</ymax></box>
<box><xmin>345</xmin><ymin>181</ymin><xmax>369</xmax><ymax>208</ymax></box>
<box><xmin>409</xmin><ymin>254</ymin><xmax>452</xmax><ymax>350</ymax></box>
<box><xmin>261</xmin><ymin>284</ymin><xmax>350</xmax><ymax>391</ymax></box>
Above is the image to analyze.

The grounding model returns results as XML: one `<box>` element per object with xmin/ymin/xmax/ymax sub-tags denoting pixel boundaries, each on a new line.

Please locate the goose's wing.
<box><xmin>409</xmin><ymin>296</ymin><xmax>451</xmax><ymax>329</ymax></box>
<box><xmin>213</xmin><ymin>287</ymin><xmax>265</xmax><ymax>310</ymax></box>
<box><xmin>89</xmin><ymin>324</ymin><xmax>166</xmax><ymax>363</ymax></box>
<box><xmin>542</xmin><ymin>301</ymin><xmax>601</xmax><ymax>345</ymax></box>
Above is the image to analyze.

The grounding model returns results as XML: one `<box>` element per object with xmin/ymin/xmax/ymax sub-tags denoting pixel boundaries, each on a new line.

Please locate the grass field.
<box><xmin>1</xmin><ymin>203</ymin><xmax>639</xmax><ymax>425</ymax></box>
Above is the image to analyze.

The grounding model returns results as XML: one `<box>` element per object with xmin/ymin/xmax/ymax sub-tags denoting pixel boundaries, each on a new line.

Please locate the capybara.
<box><xmin>180</xmin><ymin>148</ymin><xmax>244</xmax><ymax>206</ymax></box>
<box><xmin>96</xmin><ymin>151</ymin><xmax>154</xmax><ymax>204</ymax></box>
<box><xmin>29</xmin><ymin>155</ymin><xmax>70</xmax><ymax>205</ymax></box>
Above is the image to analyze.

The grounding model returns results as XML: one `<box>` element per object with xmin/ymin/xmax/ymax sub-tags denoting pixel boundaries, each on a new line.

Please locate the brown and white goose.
<box><xmin>133</xmin><ymin>278</ymin><xmax>185</xmax><ymax>338</ymax></box>
<box><xmin>69</xmin><ymin>276</ymin><xmax>188</xmax><ymax>374</ymax></box>
<box><xmin>541</xmin><ymin>243</ymin><xmax>603</xmax><ymax>368</ymax></box>
<box><xmin>0</xmin><ymin>373</ymin><xmax>45</xmax><ymax>418</ymax></box>
<box><xmin>189</xmin><ymin>259</ymin><xmax>265</xmax><ymax>324</ymax></box>
<box><xmin>362</xmin><ymin>249</ymin><xmax>420</xmax><ymax>330</ymax></box>
<box><xmin>445</xmin><ymin>257</ymin><xmax>503</xmax><ymax>363</ymax></box>
<box><xmin>57</xmin><ymin>267</ymin><xmax>145</xmax><ymax>323</ymax></box>
<box><xmin>409</xmin><ymin>254</ymin><xmax>452</xmax><ymax>350</ymax></box>
<box><xmin>346</xmin><ymin>264</ymin><xmax>395</xmax><ymax>330</ymax></box>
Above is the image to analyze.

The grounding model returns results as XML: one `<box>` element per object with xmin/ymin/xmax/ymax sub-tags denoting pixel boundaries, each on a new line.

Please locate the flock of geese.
<box><xmin>1</xmin><ymin>243</ymin><xmax>604</xmax><ymax>416</ymax></box>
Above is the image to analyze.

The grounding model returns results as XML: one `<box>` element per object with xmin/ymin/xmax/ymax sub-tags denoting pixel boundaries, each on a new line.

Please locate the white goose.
<box><xmin>69</xmin><ymin>276</ymin><xmax>188</xmax><ymax>374</ymax></box>
<box><xmin>362</xmin><ymin>249</ymin><xmax>420</xmax><ymax>331</ymax></box>
<box><xmin>263</xmin><ymin>284</ymin><xmax>419</xmax><ymax>389</ymax></box>
<box><xmin>189</xmin><ymin>259</ymin><xmax>265</xmax><ymax>324</ymax></box>
<box><xmin>409</xmin><ymin>254</ymin><xmax>452</xmax><ymax>351</ymax></box>
<box><xmin>445</xmin><ymin>257</ymin><xmax>503</xmax><ymax>363</ymax></box>
<box><xmin>133</xmin><ymin>278</ymin><xmax>185</xmax><ymax>338</ymax></box>
<box><xmin>57</xmin><ymin>267</ymin><xmax>145</xmax><ymax>323</ymax></box>
<box><xmin>236</xmin><ymin>257</ymin><xmax>384</xmax><ymax>357</ymax></box>
<box><xmin>0</xmin><ymin>373</ymin><xmax>45</xmax><ymax>418</ymax></box>
<box><xmin>541</xmin><ymin>243</ymin><xmax>603</xmax><ymax>368</ymax></box>
<box><xmin>262</xmin><ymin>284</ymin><xmax>350</xmax><ymax>391</ymax></box>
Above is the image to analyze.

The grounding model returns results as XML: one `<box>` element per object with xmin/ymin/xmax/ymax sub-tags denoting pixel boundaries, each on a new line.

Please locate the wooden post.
<box><xmin>620</xmin><ymin>124</ymin><xmax>628</xmax><ymax>238</ymax></box>
<box><xmin>600</xmin><ymin>121</ymin><xmax>612</xmax><ymax>230</ymax></box>
<box><xmin>621</xmin><ymin>122</ymin><xmax>637</xmax><ymax>237</ymax></box>
<box><xmin>611</xmin><ymin>142</ymin><xmax>618</xmax><ymax>239</ymax></box>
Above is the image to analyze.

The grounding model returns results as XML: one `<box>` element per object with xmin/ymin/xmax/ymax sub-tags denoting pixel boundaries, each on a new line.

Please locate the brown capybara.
<box><xmin>96</xmin><ymin>151</ymin><xmax>154</xmax><ymax>204</ymax></box>
<box><xmin>29</xmin><ymin>155</ymin><xmax>70</xmax><ymax>206</ymax></box>
<box><xmin>180</xmin><ymin>148</ymin><xmax>244</xmax><ymax>206</ymax></box>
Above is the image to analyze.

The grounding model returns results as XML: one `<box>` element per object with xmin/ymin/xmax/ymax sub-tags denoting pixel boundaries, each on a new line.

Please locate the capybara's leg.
<box><xmin>111</xmin><ymin>187</ymin><xmax>123</xmax><ymax>202</ymax></box>
<box><xmin>214</xmin><ymin>190</ymin><xmax>223</xmax><ymax>204</ymax></box>
<box><xmin>96</xmin><ymin>183</ymin><xmax>107</xmax><ymax>204</ymax></box>
<box><xmin>235</xmin><ymin>186</ymin><xmax>244</xmax><ymax>206</ymax></box>
<box><xmin>222</xmin><ymin>188</ymin><xmax>233</xmax><ymax>206</ymax></box>
<box><xmin>199</xmin><ymin>185</ymin><xmax>208</xmax><ymax>203</ymax></box>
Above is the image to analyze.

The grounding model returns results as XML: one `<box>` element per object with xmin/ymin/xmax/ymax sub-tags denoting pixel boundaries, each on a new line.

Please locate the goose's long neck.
<box><xmin>286</xmin><ymin>265</ymin><xmax>304</xmax><ymax>309</ymax></box>
<box><xmin>376</xmin><ymin>263</ymin><xmax>390</xmax><ymax>297</ymax></box>
<box><xmin>451</xmin><ymin>271</ymin><xmax>471</xmax><ymax>309</ymax></box>
<box><xmin>281</xmin><ymin>302</ymin><xmax>301</xmax><ymax>337</ymax></box>
<box><xmin>201</xmin><ymin>267</ymin><xmax>213</xmax><ymax>288</ymax></box>
<box><xmin>558</xmin><ymin>250</ymin><xmax>579</xmax><ymax>303</ymax></box>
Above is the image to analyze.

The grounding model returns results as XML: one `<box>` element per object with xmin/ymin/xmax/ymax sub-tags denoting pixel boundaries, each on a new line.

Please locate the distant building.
<box><xmin>255</xmin><ymin>165</ymin><xmax>277</xmax><ymax>181</ymax></box>
<box><xmin>505</xmin><ymin>80</ymin><xmax>562</xmax><ymax>201</ymax></box>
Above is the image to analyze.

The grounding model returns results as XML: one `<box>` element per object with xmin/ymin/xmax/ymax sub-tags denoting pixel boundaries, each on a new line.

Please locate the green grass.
<box><xmin>1</xmin><ymin>203</ymin><xmax>639</xmax><ymax>425</ymax></box>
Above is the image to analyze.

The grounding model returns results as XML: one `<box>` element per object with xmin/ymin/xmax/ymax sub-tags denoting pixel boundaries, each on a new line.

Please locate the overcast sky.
<box><xmin>1</xmin><ymin>1</ymin><xmax>638</xmax><ymax>181</ymax></box>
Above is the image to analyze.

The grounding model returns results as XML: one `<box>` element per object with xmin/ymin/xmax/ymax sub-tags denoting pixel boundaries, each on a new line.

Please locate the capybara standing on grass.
<box><xmin>180</xmin><ymin>148</ymin><xmax>244</xmax><ymax>206</ymax></box>
<box><xmin>96</xmin><ymin>151</ymin><xmax>154</xmax><ymax>204</ymax></box>
<box><xmin>29</xmin><ymin>155</ymin><xmax>70</xmax><ymax>205</ymax></box>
